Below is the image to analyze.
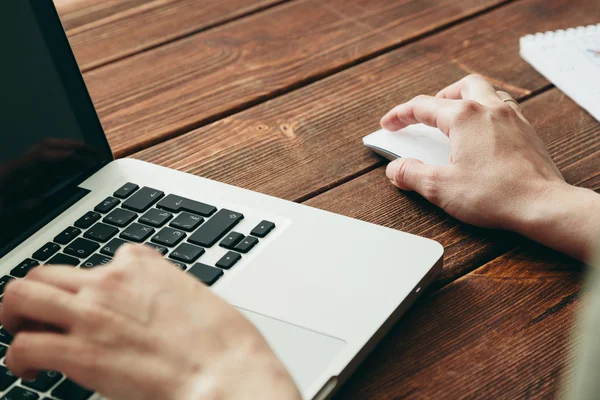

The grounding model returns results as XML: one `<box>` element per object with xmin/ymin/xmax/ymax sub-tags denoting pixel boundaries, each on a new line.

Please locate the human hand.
<box><xmin>0</xmin><ymin>245</ymin><xmax>301</xmax><ymax>400</ymax></box>
<box><xmin>380</xmin><ymin>74</ymin><xmax>600</xmax><ymax>261</ymax></box>
<box><xmin>381</xmin><ymin>74</ymin><xmax>565</xmax><ymax>231</ymax></box>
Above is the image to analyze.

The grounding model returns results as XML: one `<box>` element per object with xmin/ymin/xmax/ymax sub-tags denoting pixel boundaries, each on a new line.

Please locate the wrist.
<box><xmin>512</xmin><ymin>180</ymin><xmax>573</xmax><ymax>234</ymax></box>
<box><xmin>177</xmin><ymin>336</ymin><xmax>301</xmax><ymax>400</ymax></box>
<box><xmin>511</xmin><ymin>180</ymin><xmax>600</xmax><ymax>261</ymax></box>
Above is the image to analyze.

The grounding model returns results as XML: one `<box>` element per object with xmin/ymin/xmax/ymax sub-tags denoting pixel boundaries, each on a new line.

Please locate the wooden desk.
<box><xmin>54</xmin><ymin>0</ymin><xmax>600</xmax><ymax>397</ymax></box>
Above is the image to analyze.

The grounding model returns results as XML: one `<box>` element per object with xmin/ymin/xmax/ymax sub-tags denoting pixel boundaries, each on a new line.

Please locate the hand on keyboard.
<box><xmin>0</xmin><ymin>244</ymin><xmax>301</xmax><ymax>400</ymax></box>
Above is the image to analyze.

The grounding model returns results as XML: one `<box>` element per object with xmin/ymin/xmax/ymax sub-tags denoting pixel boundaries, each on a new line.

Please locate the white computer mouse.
<box><xmin>362</xmin><ymin>123</ymin><xmax>451</xmax><ymax>166</ymax></box>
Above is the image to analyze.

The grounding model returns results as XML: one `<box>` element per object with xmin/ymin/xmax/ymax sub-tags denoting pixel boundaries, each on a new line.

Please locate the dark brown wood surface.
<box><xmin>78</xmin><ymin>0</ymin><xmax>516</xmax><ymax>156</ymax></box>
<box><xmin>55</xmin><ymin>0</ymin><xmax>287</xmax><ymax>71</ymax></box>
<box><xmin>52</xmin><ymin>0</ymin><xmax>600</xmax><ymax>398</ymax></box>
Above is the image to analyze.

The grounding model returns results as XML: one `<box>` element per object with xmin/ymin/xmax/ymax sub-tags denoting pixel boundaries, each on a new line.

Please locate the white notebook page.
<box><xmin>520</xmin><ymin>24</ymin><xmax>600</xmax><ymax>122</ymax></box>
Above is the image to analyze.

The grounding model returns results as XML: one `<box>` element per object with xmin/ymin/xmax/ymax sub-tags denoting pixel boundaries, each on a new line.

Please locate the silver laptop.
<box><xmin>0</xmin><ymin>1</ymin><xmax>443</xmax><ymax>399</ymax></box>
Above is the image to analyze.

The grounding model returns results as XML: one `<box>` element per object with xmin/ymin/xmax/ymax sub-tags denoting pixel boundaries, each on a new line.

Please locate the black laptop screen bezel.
<box><xmin>0</xmin><ymin>1</ymin><xmax>114</xmax><ymax>258</ymax></box>
<box><xmin>28</xmin><ymin>0</ymin><xmax>114</xmax><ymax>170</ymax></box>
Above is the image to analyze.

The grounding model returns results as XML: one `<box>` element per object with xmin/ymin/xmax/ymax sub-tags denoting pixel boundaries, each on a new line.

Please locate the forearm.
<box><xmin>515</xmin><ymin>182</ymin><xmax>600</xmax><ymax>262</ymax></box>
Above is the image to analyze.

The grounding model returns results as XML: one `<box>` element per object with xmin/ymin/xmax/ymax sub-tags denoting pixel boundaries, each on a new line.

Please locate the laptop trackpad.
<box><xmin>238</xmin><ymin>308</ymin><xmax>346</xmax><ymax>394</ymax></box>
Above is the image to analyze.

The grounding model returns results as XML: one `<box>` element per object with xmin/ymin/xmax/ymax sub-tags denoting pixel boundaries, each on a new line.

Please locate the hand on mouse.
<box><xmin>380</xmin><ymin>74</ymin><xmax>600</xmax><ymax>261</ymax></box>
<box><xmin>0</xmin><ymin>244</ymin><xmax>301</xmax><ymax>400</ymax></box>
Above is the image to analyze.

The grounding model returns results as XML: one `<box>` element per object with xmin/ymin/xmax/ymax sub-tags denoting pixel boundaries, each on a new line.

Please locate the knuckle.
<box><xmin>459</xmin><ymin>100</ymin><xmax>483</xmax><ymax>115</ymax></box>
<box><xmin>421</xmin><ymin>169</ymin><xmax>449</xmax><ymax>205</ymax></box>
<box><xmin>422</xmin><ymin>176</ymin><xmax>442</xmax><ymax>203</ymax></box>
<box><xmin>464</xmin><ymin>73</ymin><xmax>485</xmax><ymax>84</ymax></box>
<box><xmin>8</xmin><ymin>334</ymin><xmax>31</xmax><ymax>359</ymax></box>
<box><xmin>3</xmin><ymin>280</ymin><xmax>26</xmax><ymax>303</ymax></box>
<box><xmin>113</xmin><ymin>244</ymin><xmax>160</xmax><ymax>269</ymax></box>
<box><xmin>493</xmin><ymin>103</ymin><xmax>516</xmax><ymax>119</ymax></box>
<box><xmin>79</xmin><ymin>303</ymin><xmax>109</xmax><ymax>330</ymax></box>
<box><xmin>99</xmin><ymin>267</ymin><xmax>128</xmax><ymax>288</ymax></box>
<box><xmin>24</xmin><ymin>266</ymin><xmax>44</xmax><ymax>281</ymax></box>
<box><xmin>395</xmin><ymin>159</ymin><xmax>414</xmax><ymax>186</ymax></box>
<box><xmin>114</xmin><ymin>243</ymin><xmax>141</xmax><ymax>259</ymax></box>
<box><xmin>412</xmin><ymin>94</ymin><xmax>429</xmax><ymax>103</ymax></box>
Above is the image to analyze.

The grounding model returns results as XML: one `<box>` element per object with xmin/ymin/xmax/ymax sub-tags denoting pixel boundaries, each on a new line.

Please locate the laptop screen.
<box><xmin>0</xmin><ymin>1</ymin><xmax>112</xmax><ymax>255</ymax></box>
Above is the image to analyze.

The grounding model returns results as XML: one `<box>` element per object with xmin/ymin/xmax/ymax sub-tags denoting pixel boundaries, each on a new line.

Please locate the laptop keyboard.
<box><xmin>1</xmin><ymin>183</ymin><xmax>276</xmax><ymax>400</ymax></box>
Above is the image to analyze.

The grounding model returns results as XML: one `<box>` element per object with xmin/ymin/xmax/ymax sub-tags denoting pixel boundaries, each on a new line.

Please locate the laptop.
<box><xmin>0</xmin><ymin>1</ymin><xmax>443</xmax><ymax>399</ymax></box>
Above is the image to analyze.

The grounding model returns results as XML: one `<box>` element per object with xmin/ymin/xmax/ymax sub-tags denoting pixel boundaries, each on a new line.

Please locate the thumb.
<box><xmin>386</xmin><ymin>158</ymin><xmax>442</xmax><ymax>200</ymax></box>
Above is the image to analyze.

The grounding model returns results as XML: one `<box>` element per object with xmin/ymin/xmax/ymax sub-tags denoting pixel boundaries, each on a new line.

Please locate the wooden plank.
<box><xmin>334</xmin><ymin>247</ymin><xmax>583</xmax><ymax>399</ymax></box>
<box><xmin>56</xmin><ymin>0</ymin><xmax>286</xmax><ymax>71</ymax></box>
<box><xmin>54</xmin><ymin>0</ymin><xmax>148</xmax><ymax>31</ymax></box>
<box><xmin>305</xmin><ymin>89</ymin><xmax>600</xmax><ymax>287</ymax></box>
<box><xmin>132</xmin><ymin>0</ymin><xmax>600</xmax><ymax>202</ymax></box>
<box><xmin>82</xmin><ymin>0</ymin><xmax>516</xmax><ymax>156</ymax></box>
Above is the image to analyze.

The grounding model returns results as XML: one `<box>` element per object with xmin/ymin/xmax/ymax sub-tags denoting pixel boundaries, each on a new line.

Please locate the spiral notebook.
<box><xmin>520</xmin><ymin>24</ymin><xmax>600</xmax><ymax>122</ymax></box>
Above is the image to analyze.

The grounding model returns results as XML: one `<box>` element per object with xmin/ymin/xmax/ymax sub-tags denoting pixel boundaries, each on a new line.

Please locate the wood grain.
<box><xmin>305</xmin><ymin>89</ymin><xmax>600</xmax><ymax>286</ymax></box>
<box><xmin>56</xmin><ymin>0</ymin><xmax>288</xmax><ymax>71</ymax></box>
<box><xmin>54</xmin><ymin>0</ymin><xmax>148</xmax><ymax>31</ymax></box>
<box><xmin>81</xmin><ymin>0</ymin><xmax>516</xmax><ymax>156</ymax></box>
<box><xmin>334</xmin><ymin>246</ymin><xmax>584</xmax><ymax>399</ymax></box>
<box><xmin>132</xmin><ymin>0</ymin><xmax>600</xmax><ymax>203</ymax></box>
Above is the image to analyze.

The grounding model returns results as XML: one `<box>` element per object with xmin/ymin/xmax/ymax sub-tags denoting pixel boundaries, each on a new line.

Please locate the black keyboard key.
<box><xmin>0</xmin><ymin>276</ymin><xmax>14</xmax><ymax>296</ymax></box>
<box><xmin>74</xmin><ymin>211</ymin><xmax>101</xmax><ymax>229</ymax></box>
<box><xmin>94</xmin><ymin>196</ymin><xmax>120</xmax><ymax>214</ymax></box>
<box><xmin>188</xmin><ymin>209</ymin><xmax>244</xmax><ymax>248</ymax></box>
<box><xmin>46</xmin><ymin>254</ymin><xmax>80</xmax><ymax>266</ymax></box>
<box><xmin>219</xmin><ymin>232</ymin><xmax>245</xmax><ymax>249</ymax></box>
<box><xmin>11</xmin><ymin>259</ymin><xmax>39</xmax><ymax>278</ymax></box>
<box><xmin>0</xmin><ymin>329</ymin><xmax>13</xmax><ymax>346</ymax></box>
<box><xmin>145</xmin><ymin>243</ymin><xmax>168</xmax><ymax>256</ymax></box>
<box><xmin>81</xmin><ymin>254</ymin><xmax>112</xmax><ymax>268</ymax></box>
<box><xmin>234</xmin><ymin>236</ymin><xmax>259</xmax><ymax>253</ymax></box>
<box><xmin>0</xmin><ymin>366</ymin><xmax>17</xmax><ymax>390</ymax></box>
<box><xmin>188</xmin><ymin>263</ymin><xmax>223</xmax><ymax>286</ymax></box>
<box><xmin>1</xmin><ymin>386</ymin><xmax>40</xmax><ymax>400</ymax></box>
<box><xmin>251</xmin><ymin>220</ymin><xmax>276</xmax><ymax>238</ymax></box>
<box><xmin>216</xmin><ymin>251</ymin><xmax>241</xmax><ymax>270</ymax></box>
<box><xmin>171</xmin><ymin>261</ymin><xmax>187</xmax><ymax>270</ymax></box>
<box><xmin>122</xmin><ymin>187</ymin><xmax>164</xmax><ymax>213</ymax></box>
<box><xmin>23</xmin><ymin>370</ymin><xmax>63</xmax><ymax>392</ymax></box>
<box><xmin>139</xmin><ymin>208</ymin><xmax>172</xmax><ymax>228</ymax></box>
<box><xmin>151</xmin><ymin>227</ymin><xmax>186</xmax><ymax>247</ymax></box>
<box><xmin>84</xmin><ymin>223</ymin><xmax>119</xmax><ymax>243</ymax></box>
<box><xmin>64</xmin><ymin>238</ymin><xmax>100</xmax><ymax>258</ymax></box>
<box><xmin>170</xmin><ymin>243</ymin><xmax>205</xmax><ymax>263</ymax></box>
<box><xmin>54</xmin><ymin>227</ymin><xmax>82</xmax><ymax>245</ymax></box>
<box><xmin>100</xmin><ymin>238</ymin><xmax>129</xmax><ymax>257</ymax></box>
<box><xmin>120</xmin><ymin>223</ymin><xmax>155</xmax><ymax>243</ymax></box>
<box><xmin>0</xmin><ymin>345</ymin><xmax>7</xmax><ymax>359</ymax></box>
<box><xmin>32</xmin><ymin>242</ymin><xmax>60</xmax><ymax>261</ymax></box>
<box><xmin>52</xmin><ymin>379</ymin><xmax>94</xmax><ymax>400</ymax></box>
<box><xmin>114</xmin><ymin>182</ymin><xmax>139</xmax><ymax>199</ymax></box>
<box><xmin>157</xmin><ymin>194</ymin><xmax>216</xmax><ymax>217</ymax></box>
<box><xmin>170</xmin><ymin>212</ymin><xmax>204</xmax><ymax>232</ymax></box>
<box><xmin>103</xmin><ymin>208</ymin><xmax>137</xmax><ymax>228</ymax></box>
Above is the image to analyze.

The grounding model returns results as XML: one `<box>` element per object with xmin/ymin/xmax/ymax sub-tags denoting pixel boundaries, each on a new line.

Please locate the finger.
<box><xmin>6</xmin><ymin>332</ymin><xmax>167</xmax><ymax>400</ymax></box>
<box><xmin>386</xmin><ymin>158</ymin><xmax>446</xmax><ymax>204</ymax></box>
<box><xmin>436</xmin><ymin>74</ymin><xmax>502</xmax><ymax>107</ymax></box>
<box><xmin>1</xmin><ymin>280</ymin><xmax>82</xmax><ymax>333</ymax></box>
<box><xmin>380</xmin><ymin>95</ymin><xmax>471</xmax><ymax>135</ymax></box>
<box><xmin>5</xmin><ymin>332</ymin><xmax>106</xmax><ymax>387</ymax></box>
<box><xmin>112</xmin><ymin>243</ymin><xmax>164</xmax><ymax>268</ymax></box>
<box><xmin>25</xmin><ymin>265</ymin><xmax>97</xmax><ymax>293</ymax></box>
<box><xmin>496</xmin><ymin>90</ymin><xmax>523</xmax><ymax>116</ymax></box>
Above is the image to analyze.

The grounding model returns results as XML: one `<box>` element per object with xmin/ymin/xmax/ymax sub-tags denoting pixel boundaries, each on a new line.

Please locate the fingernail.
<box><xmin>386</xmin><ymin>160</ymin><xmax>401</xmax><ymax>183</ymax></box>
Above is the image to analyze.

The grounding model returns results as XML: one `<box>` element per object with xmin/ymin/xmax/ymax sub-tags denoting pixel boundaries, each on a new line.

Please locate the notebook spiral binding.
<box><xmin>520</xmin><ymin>23</ymin><xmax>600</xmax><ymax>45</ymax></box>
